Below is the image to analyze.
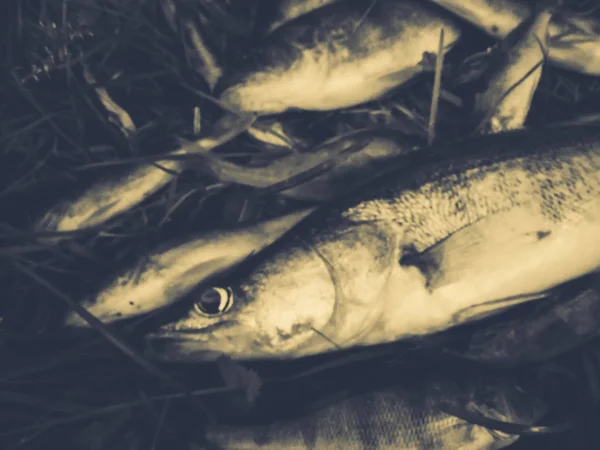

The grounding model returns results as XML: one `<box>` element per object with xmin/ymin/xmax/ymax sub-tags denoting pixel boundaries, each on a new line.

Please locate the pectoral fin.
<box><xmin>399</xmin><ymin>206</ymin><xmax>600</xmax><ymax>310</ymax></box>
<box><xmin>400</xmin><ymin>208</ymin><xmax>553</xmax><ymax>291</ymax></box>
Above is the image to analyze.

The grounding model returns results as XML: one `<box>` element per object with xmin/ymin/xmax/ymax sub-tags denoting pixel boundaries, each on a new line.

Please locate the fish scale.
<box><xmin>341</xmin><ymin>144</ymin><xmax>599</xmax><ymax>252</ymax></box>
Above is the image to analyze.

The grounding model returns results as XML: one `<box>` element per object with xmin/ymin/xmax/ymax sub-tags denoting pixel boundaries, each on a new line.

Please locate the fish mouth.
<box><xmin>145</xmin><ymin>317</ymin><xmax>236</xmax><ymax>341</ymax></box>
<box><xmin>144</xmin><ymin>333</ymin><xmax>299</xmax><ymax>362</ymax></box>
<box><xmin>143</xmin><ymin>320</ymin><xmax>235</xmax><ymax>362</ymax></box>
<box><xmin>145</xmin><ymin>317</ymin><xmax>338</xmax><ymax>361</ymax></box>
<box><xmin>144</xmin><ymin>337</ymin><xmax>225</xmax><ymax>362</ymax></box>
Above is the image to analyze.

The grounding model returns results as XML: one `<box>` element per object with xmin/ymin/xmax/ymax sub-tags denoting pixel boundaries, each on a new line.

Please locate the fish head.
<box><xmin>146</xmin><ymin>240</ymin><xmax>339</xmax><ymax>361</ymax></box>
<box><xmin>215</xmin><ymin>29</ymin><xmax>310</xmax><ymax>115</ymax></box>
<box><xmin>146</xmin><ymin>218</ymin><xmax>401</xmax><ymax>361</ymax></box>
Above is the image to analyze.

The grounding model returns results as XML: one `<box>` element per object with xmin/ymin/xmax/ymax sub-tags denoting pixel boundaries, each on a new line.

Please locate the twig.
<box><xmin>428</xmin><ymin>29</ymin><xmax>445</xmax><ymax>146</ymax></box>
<box><xmin>12</xmin><ymin>263</ymin><xmax>214</xmax><ymax>423</ymax></box>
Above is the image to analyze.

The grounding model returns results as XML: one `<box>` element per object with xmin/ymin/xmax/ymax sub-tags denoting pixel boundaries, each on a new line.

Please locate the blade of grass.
<box><xmin>428</xmin><ymin>28</ymin><xmax>444</xmax><ymax>146</ymax></box>
<box><xmin>11</xmin><ymin>262</ymin><xmax>214</xmax><ymax>423</ymax></box>
<box><xmin>82</xmin><ymin>64</ymin><xmax>137</xmax><ymax>140</ymax></box>
<box><xmin>150</xmin><ymin>397</ymin><xmax>170</xmax><ymax>450</ymax></box>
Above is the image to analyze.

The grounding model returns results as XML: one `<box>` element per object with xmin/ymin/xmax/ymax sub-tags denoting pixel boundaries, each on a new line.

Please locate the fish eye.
<box><xmin>193</xmin><ymin>287</ymin><xmax>234</xmax><ymax>317</ymax></box>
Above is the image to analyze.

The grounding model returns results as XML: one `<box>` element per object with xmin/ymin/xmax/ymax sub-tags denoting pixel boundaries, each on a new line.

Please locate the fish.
<box><xmin>33</xmin><ymin>113</ymin><xmax>254</xmax><ymax>239</ymax></box>
<box><xmin>446</xmin><ymin>274</ymin><xmax>600</xmax><ymax>367</ymax></box>
<box><xmin>471</xmin><ymin>7</ymin><xmax>553</xmax><ymax>134</ymax></box>
<box><xmin>161</xmin><ymin>0</ymin><xmax>226</xmax><ymax>91</ymax></box>
<box><xmin>62</xmin><ymin>208</ymin><xmax>315</xmax><ymax>327</ymax></box>
<box><xmin>205</xmin><ymin>370</ymin><xmax>547</xmax><ymax>449</ymax></box>
<box><xmin>215</xmin><ymin>0</ymin><xmax>463</xmax><ymax>115</ymax></box>
<box><xmin>147</xmin><ymin>124</ymin><xmax>600</xmax><ymax>362</ymax></box>
<box><xmin>261</xmin><ymin>0</ymin><xmax>346</xmax><ymax>35</ymax></box>
<box><xmin>428</xmin><ymin>0</ymin><xmax>600</xmax><ymax>76</ymax></box>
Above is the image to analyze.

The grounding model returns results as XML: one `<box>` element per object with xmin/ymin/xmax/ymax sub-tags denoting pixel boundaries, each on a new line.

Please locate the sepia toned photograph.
<box><xmin>1</xmin><ymin>0</ymin><xmax>600</xmax><ymax>448</ymax></box>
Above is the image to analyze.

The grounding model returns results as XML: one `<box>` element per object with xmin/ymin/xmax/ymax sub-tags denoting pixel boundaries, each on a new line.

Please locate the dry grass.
<box><xmin>1</xmin><ymin>0</ymin><xmax>600</xmax><ymax>449</ymax></box>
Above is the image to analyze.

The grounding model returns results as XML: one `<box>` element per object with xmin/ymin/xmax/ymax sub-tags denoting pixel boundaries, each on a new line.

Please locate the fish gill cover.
<box><xmin>1</xmin><ymin>0</ymin><xmax>600</xmax><ymax>449</ymax></box>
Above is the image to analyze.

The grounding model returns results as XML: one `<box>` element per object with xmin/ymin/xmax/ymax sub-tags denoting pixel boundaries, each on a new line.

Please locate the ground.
<box><xmin>1</xmin><ymin>0</ymin><xmax>600</xmax><ymax>449</ymax></box>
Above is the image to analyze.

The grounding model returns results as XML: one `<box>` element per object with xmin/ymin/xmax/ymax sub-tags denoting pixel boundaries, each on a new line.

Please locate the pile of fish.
<box><xmin>26</xmin><ymin>0</ymin><xmax>600</xmax><ymax>448</ymax></box>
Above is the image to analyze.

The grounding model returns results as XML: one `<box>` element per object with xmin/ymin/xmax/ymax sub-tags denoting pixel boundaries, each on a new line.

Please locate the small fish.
<box><xmin>33</xmin><ymin>113</ymin><xmax>254</xmax><ymax>239</ymax></box>
<box><xmin>471</xmin><ymin>7</ymin><xmax>553</xmax><ymax>134</ymax></box>
<box><xmin>63</xmin><ymin>208</ymin><xmax>315</xmax><ymax>327</ymax></box>
<box><xmin>428</xmin><ymin>0</ymin><xmax>600</xmax><ymax>76</ymax></box>
<box><xmin>147</xmin><ymin>125</ymin><xmax>600</xmax><ymax>361</ymax></box>
<box><xmin>447</xmin><ymin>274</ymin><xmax>600</xmax><ymax>367</ymax></box>
<box><xmin>261</xmin><ymin>0</ymin><xmax>346</xmax><ymax>35</ymax></box>
<box><xmin>215</xmin><ymin>0</ymin><xmax>462</xmax><ymax>115</ymax></box>
<box><xmin>206</xmin><ymin>371</ymin><xmax>547</xmax><ymax>449</ymax></box>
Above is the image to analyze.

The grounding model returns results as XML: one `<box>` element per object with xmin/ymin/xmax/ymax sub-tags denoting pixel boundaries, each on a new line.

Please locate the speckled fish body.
<box><xmin>428</xmin><ymin>0</ymin><xmax>600</xmax><ymax>76</ymax></box>
<box><xmin>216</xmin><ymin>0</ymin><xmax>462</xmax><ymax>115</ymax></box>
<box><xmin>264</xmin><ymin>0</ymin><xmax>346</xmax><ymax>35</ymax></box>
<box><xmin>147</xmin><ymin>125</ymin><xmax>600</xmax><ymax>362</ymax></box>
<box><xmin>454</xmin><ymin>274</ymin><xmax>600</xmax><ymax>367</ymax></box>
<box><xmin>63</xmin><ymin>208</ymin><xmax>315</xmax><ymax>327</ymax></box>
<box><xmin>206</xmin><ymin>372</ymin><xmax>546</xmax><ymax>450</ymax></box>
<box><xmin>473</xmin><ymin>9</ymin><xmax>552</xmax><ymax>134</ymax></box>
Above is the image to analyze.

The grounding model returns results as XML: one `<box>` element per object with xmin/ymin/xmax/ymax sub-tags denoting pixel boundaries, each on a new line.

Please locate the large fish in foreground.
<box><xmin>206</xmin><ymin>371</ymin><xmax>547</xmax><ymax>449</ymax></box>
<box><xmin>216</xmin><ymin>0</ymin><xmax>462</xmax><ymax>115</ymax></box>
<box><xmin>147</xmin><ymin>125</ymin><xmax>600</xmax><ymax>361</ymax></box>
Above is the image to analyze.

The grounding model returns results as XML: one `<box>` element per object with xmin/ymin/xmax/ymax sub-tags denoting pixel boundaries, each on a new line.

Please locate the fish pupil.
<box><xmin>194</xmin><ymin>287</ymin><xmax>232</xmax><ymax>316</ymax></box>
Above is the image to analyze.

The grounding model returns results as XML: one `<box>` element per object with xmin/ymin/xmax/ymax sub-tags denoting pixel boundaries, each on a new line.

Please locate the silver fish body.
<box><xmin>216</xmin><ymin>0</ymin><xmax>462</xmax><ymax>115</ymax></box>
<box><xmin>34</xmin><ymin>115</ymin><xmax>254</xmax><ymax>238</ymax></box>
<box><xmin>148</xmin><ymin>125</ymin><xmax>600</xmax><ymax>362</ymax></box>
<box><xmin>206</xmin><ymin>372</ymin><xmax>546</xmax><ymax>449</ymax></box>
<box><xmin>429</xmin><ymin>0</ymin><xmax>600</xmax><ymax>76</ymax></box>
<box><xmin>453</xmin><ymin>274</ymin><xmax>600</xmax><ymax>366</ymax></box>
